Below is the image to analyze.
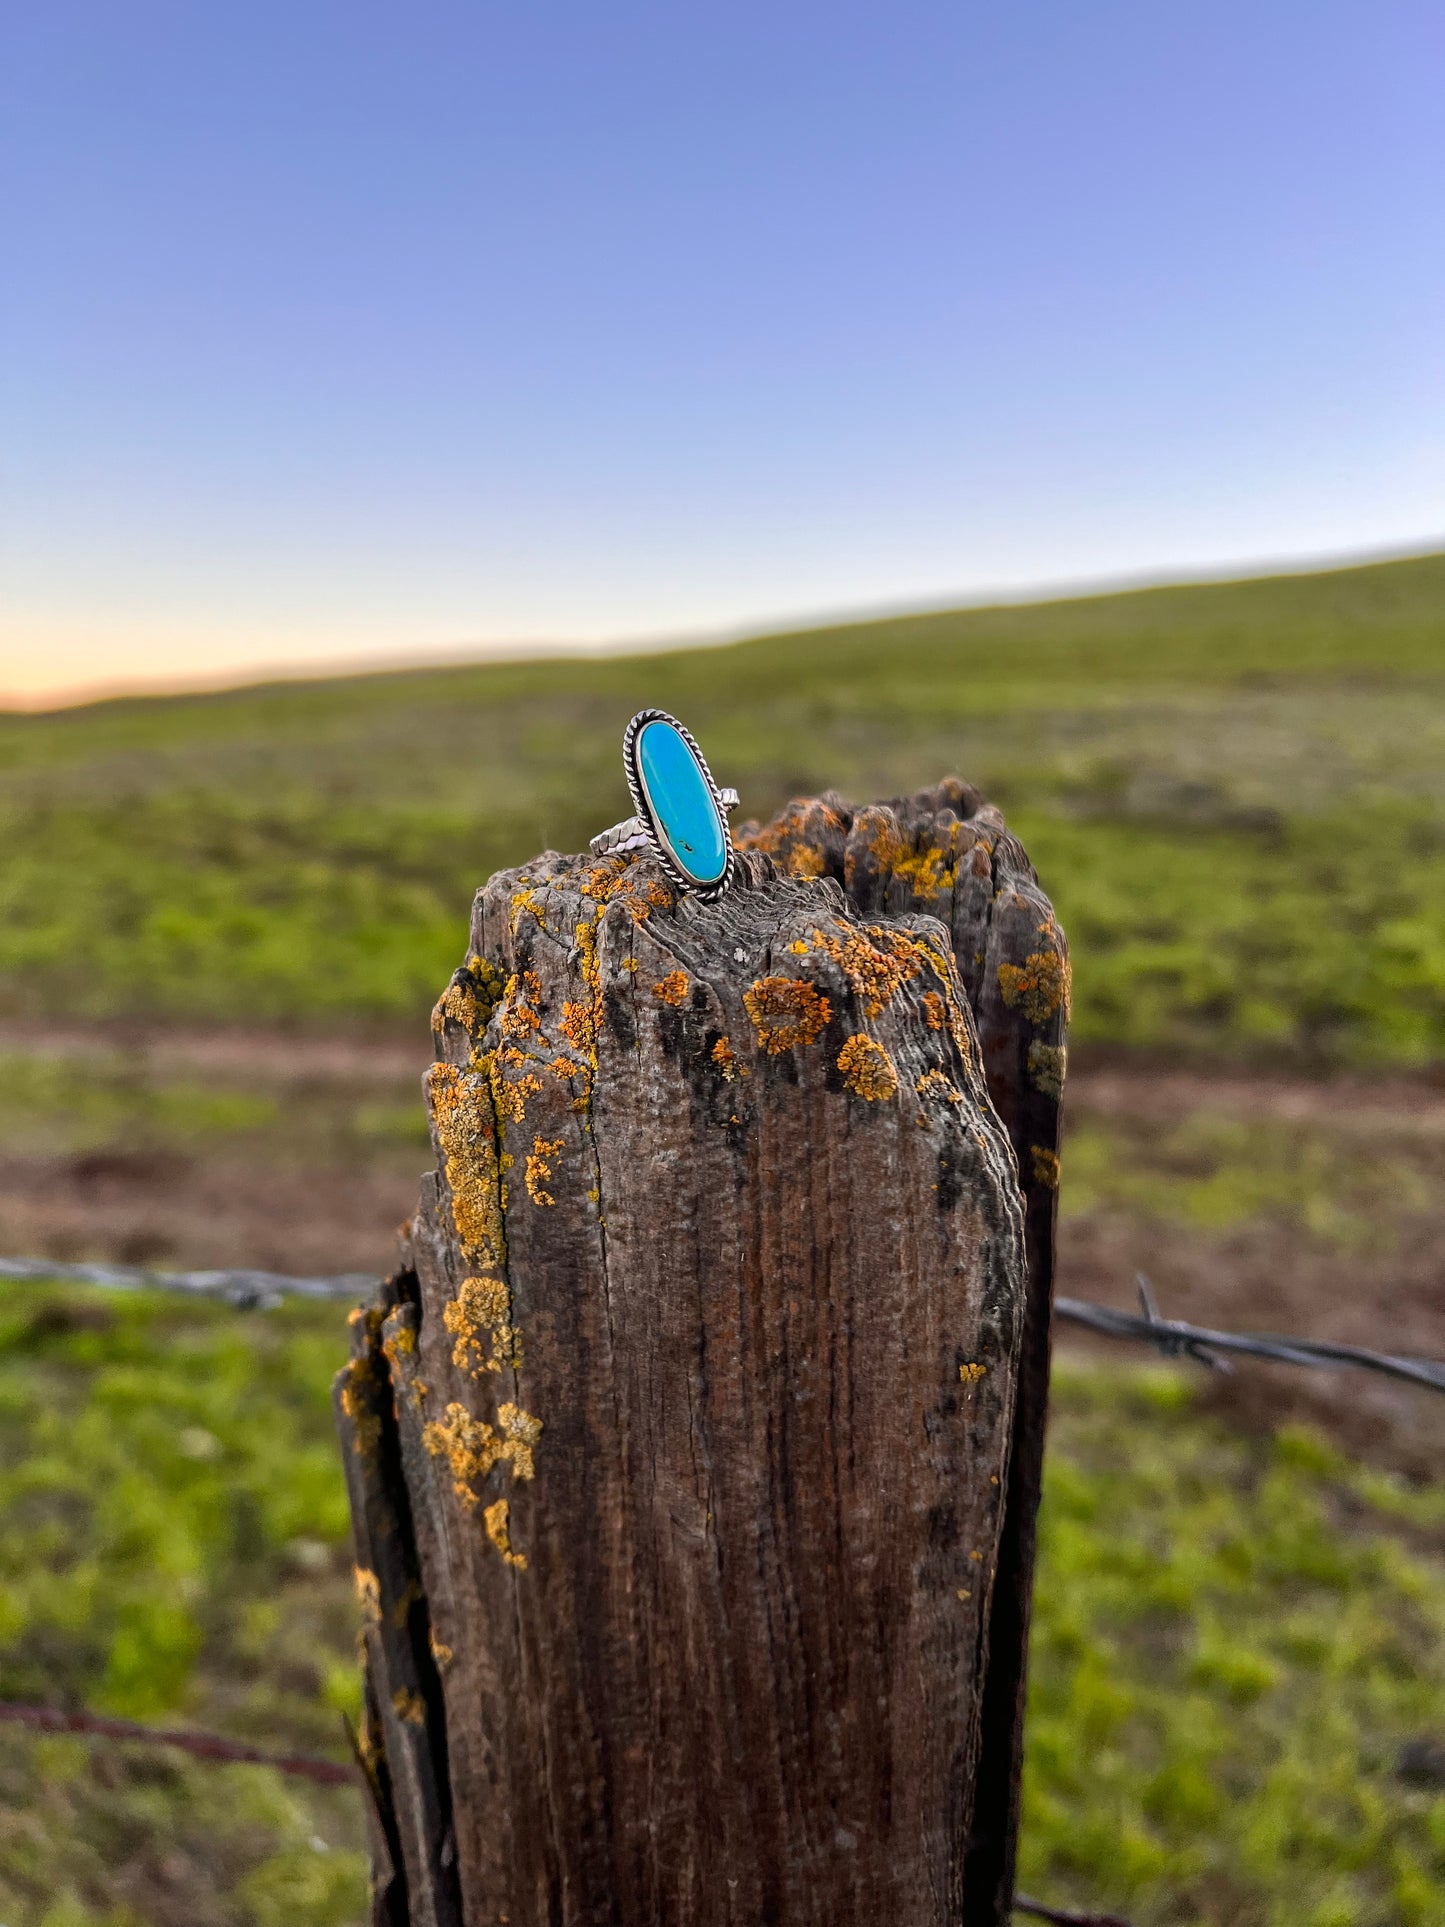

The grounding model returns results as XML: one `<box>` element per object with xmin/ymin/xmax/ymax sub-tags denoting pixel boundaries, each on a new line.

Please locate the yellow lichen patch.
<box><xmin>498</xmin><ymin>970</ymin><xmax>543</xmax><ymax>1039</ymax></box>
<box><xmin>353</xmin><ymin>1566</ymin><xmax>382</xmax><ymax>1625</ymax></box>
<box><xmin>498</xmin><ymin>1402</ymin><xmax>543</xmax><ymax>1481</ymax></box>
<box><xmin>338</xmin><ymin>1360</ymin><xmax>382</xmax><ymax>1459</ymax></box>
<box><xmin>422</xmin><ymin>1399</ymin><xmax>540</xmax><ymax>1505</ymax></box>
<box><xmin>645</xmin><ymin>879</ymin><xmax>674</xmax><ymax>909</ymax></box>
<box><xmin>484</xmin><ymin>1497</ymin><xmax>528</xmax><ymax>1570</ymax></box>
<box><xmin>997</xmin><ymin>948</ymin><xmax>1071</xmax><ymax>1025</ymax></box>
<box><xmin>525</xmin><ymin>1135</ymin><xmax>565</xmax><ymax>1206</ymax></box>
<box><xmin>916</xmin><ymin>1067</ymin><xmax>962</xmax><ymax>1103</ymax></box>
<box><xmin>784</xmin><ymin>844</ymin><xmax>826</xmax><ymax>879</ymax></box>
<box><xmin>922</xmin><ymin>990</ymin><xmax>947</xmax><ymax>1032</ymax></box>
<box><xmin>652</xmin><ymin>970</ymin><xmax>689</xmax><ymax>1007</ymax></box>
<box><xmin>1030</xmin><ymin>1145</ymin><xmax>1061</xmax><ymax>1189</ymax></box>
<box><xmin>786</xmin><ymin>940</ymin><xmax>810</xmax><ymax>955</ymax></box>
<box><xmin>559</xmin><ymin>916</ymin><xmax>605</xmax><ymax>1072</ymax></box>
<box><xmin>423</xmin><ymin>1403</ymin><xmax>501</xmax><ymax>1509</ymax></box>
<box><xmin>891</xmin><ymin>843</ymin><xmax>957</xmax><ymax>902</ymax></box>
<box><xmin>711</xmin><ymin>1035</ymin><xmax>748</xmax><ymax>1081</ymax></box>
<box><xmin>490</xmin><ymin>1055</ymin><xmax>543</xmax><ymax>1125</ymax></box>
<box><xmin>431</xmin><ymin>961</ymin><xmax>500</xmax><ymax>1038</ymax></box>
<box><xmin>443</xmin><ymin>1275</ymin><xmax>519</xmax><ymax>1375</ymax></box>
<box><xmin>509</xmin><ymin>886</ymin><xmax>545</xmax><ymax>933</ymax></box>
<box><xmin>812</xmin><ymin>924</ymin><xmax>922</xmax><ymax>1018</ymax></box>
<box><xmin>392</xmin><ymin>1687</ymin><xmax>426</xmax><ymax>1725</ymax></box>
<box><xmin>382</xmin><ymin>1322</ymin><xmax>417</xmax><ymax>1363</ymax></box>
<box><xmin>429</xmin><ymin>1632</ymin><xmax>454</xmax><ymax>1672</ymax></box>
<box><xmin>959</xmin><ymin>1362</ymin><xmax>987</xmax><ymax>1385</ymax></box>
<box><xmin>551</xmin><ymin>1053</ymin><xmax>584</xmax><ymax>1080</ymax></box>
<box><xmin>957</xmin><ymin>1588</ymin><xmax>972</xmax><ymax>1601</ymax></box>
<box><xmin>743</xmin><ymin>976</ymin><xmax>831</xmax><ymax>1053</ymax></box>
<box><xmin>1027</xmin><ymin>1040</ymin><xmax>1067</xmax><ymax>1100</ymax></box>
<box><xmin>427</xmin><ymin>1061</ymin><xmax>506</xmax><ymax>1270</ymax></box>
<box><xmin>837</xmin><ymin>1034</ymin><xmax>899</xmax><ymax>1101</ymax></box>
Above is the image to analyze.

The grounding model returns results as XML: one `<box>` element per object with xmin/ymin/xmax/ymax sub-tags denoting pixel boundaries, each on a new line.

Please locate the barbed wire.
<box><xmin>0</xmin><ymin>1697</ymin><xmax>356</xmax><ymax>1786</ymax></box>
<box><xmin>0</xmin><ymin>1698</ymin><xmax>1128</xmax><ymax>1920</ymax></box>
<box><xmin>4</xmin><ymin>1256</ymin><xmax>1441</xmax><ymax>1399</ymax></box>
<box><xmin>1058</xmin><ymin>1274</ymin><xmax>1445</xmax><ymax>1396</ymax></box>
<box><xmin>0</xmin><ymin>1256</ymin><xmax>372</xmax><ymax>1309</ymax></box>
<box><xmin>1014</xmin><ymin>1897</ymin><xmax>1133</xmax><ymax>1927</ymax></box>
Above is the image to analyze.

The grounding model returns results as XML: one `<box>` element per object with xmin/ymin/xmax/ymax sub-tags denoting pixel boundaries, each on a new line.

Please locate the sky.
<box><xmin>2</xmin><ymin>0</ymin><xmax>1442</xmax><ymax>705</ymax></box>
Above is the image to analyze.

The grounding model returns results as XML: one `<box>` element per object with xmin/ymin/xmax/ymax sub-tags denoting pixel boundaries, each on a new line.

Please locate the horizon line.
<box><xmin>5</xmin><ymin>535</ymin><xmax>1441</xmax><ymax>718</ymax></box>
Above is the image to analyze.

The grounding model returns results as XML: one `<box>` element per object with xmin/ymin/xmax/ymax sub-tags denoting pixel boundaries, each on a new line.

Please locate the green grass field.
<box><xmin>3</xmin><ymin>550</ymin><xmax>1443</xmax><ymax>1062</ymax></box>
<box><xmin>2</xmin><ymin>1287</ymin><xmax>1442</xmax><ymax>1927</ymax></box>
<box><xmin>1</xmin><ymin>552</ymin><xmax>1443</xmax><ymax>1925</ymax></box>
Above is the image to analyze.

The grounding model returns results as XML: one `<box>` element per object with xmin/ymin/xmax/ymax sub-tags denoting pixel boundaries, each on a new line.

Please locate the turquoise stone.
<box><xmin>636</xmin><ymin>720</ymin><xmax>728</xmax><ymax>885</ymax></box>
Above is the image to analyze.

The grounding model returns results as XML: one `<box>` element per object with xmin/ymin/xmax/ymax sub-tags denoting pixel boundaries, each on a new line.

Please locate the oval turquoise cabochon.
<box><xmin>635</xmin><ymin>720</ymin><xmax>728</xmax><ymax>886</ymax></box>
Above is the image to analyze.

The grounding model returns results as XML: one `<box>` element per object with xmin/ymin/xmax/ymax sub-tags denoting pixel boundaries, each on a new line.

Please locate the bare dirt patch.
<box><xmin>1</xmin><ymin>1027</ymin><xmax>1440</xmax><ymax>1463</ymax></box>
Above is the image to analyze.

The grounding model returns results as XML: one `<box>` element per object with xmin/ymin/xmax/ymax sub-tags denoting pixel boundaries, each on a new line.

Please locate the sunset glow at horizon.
<box><xmin>5</xmin><ymin>1</ymin><xmax>1441</xmax><ymax>708</ymax></box>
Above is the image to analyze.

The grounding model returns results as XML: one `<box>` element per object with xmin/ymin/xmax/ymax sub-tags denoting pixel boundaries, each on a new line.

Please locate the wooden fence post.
<box><xmin>336</xmin><ymin>779</ymin><xmax>1065</xmax><ymax>1927</ymax></box>
<box><xmin>735</xmin><ymin>781</ymin><xmax>1069</xmax><ymax>1919</ymax></box>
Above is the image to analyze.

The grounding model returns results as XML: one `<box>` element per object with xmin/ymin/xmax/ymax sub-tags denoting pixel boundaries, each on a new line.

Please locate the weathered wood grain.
<box><xmin>737</xmin><ymin>780</ymin><xmax>1069</xmax><ymax>1916</ymax></box>
<box><xmin>339</xmin><ymin>787</ymin><xmax>1059</xmax><ymax>1924</ymax></box>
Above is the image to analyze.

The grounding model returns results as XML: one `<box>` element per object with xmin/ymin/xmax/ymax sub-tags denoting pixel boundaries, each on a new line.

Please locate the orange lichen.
<box><xmin>382</xmin><ymin>1321</ymin><xmax>417</xmax><ymax>1362</ymax></box>
<box><xmin>711</xmin><ymin>1035</ymin><xmax>747</xmax><ymax>1081</ymax></box>
<box><xmin>1030</xmin><ymin>1145</ymin><xmax>1061</xmax><ymax>1189</ymax></box>
<box><xmin>652</xmin><ymin>970</ymin><xmax>689</xmax><ymax>1007</ymax></box>
<box><xmin>812</xmin><ymin>924</ymin><xmax>921</xmax><ymax>1017</ymax></box>
<box><xmin>581</xmin><ymin>861</ymin><xmax>628</xmax><ymax>902</ymax></box>
<box><xmin>431</xmin><ymin>956</ymin><xmax>505</xmax><ymax>1038</ymax></box>
<box><xmin>743</xmin><ymin>976</ymin><xmax>831</xmax><ymax>1053</ymax></box>
<box><xmin>484</xmin><ymin>1497</ymin><xmax>528</xmax><ymax>1570</ymax></box>
<box><xmin>497</xmin><ymin>1401</ymin><xmax>542</xmax><ymax>1481</ymax></box>
<box><xmin>959</xmin><ymin>1362</ymin><xmax>987</xmax><ymax>1385</ymax></box>
<box><xmin>922</xmin><ymin>990</ymin><xmax>947</xmax><ymax>1031</ymax></box>
<box><xmin>525</xmin><ymin>1135</ymin><xmax>565</xmax><ymax>1206</ymax></box>
<box><xmin>837</xmin><ymin>1033</ymin><xmax>899</xmax><ymax>1101</ymax></box>
<box><xmin>498</xmin><ymin>970</ymin><xmax>543</xmax><ymax>1039</ymax></box>
<box><xmin>422</xmin><ymin>1398</ymin><xmax>542</xmax><ymax>1507</ymax></box>
<box><xmin>443</xmin><ymin>1275</ymin><xmax>519</xmax><ymax>1375</ymax></box>
<box><xmin>558</xmin><ymin>916</ymin><xmax>605</xmax><ymax>1069</ymax></box>
<box><xmin>353</xmin><ymin>1566</ymin><xmax>382</xmax><ymax>1625</ymax></box>
<box><xmin>784</xmin><ymin>845</ymin><xmax>826</xmax><ymax>879</ymax></box>
<box><xmin>916</xmin><ymin>1067</ymin><xmax>962</xmax><ymax>1103</ymax></box>
<box><xmin>429</xmin><ymin>1632</ymin><xmax>454</xmax><ymax>1672</ymax></box>
<box><xmin>426</xmin><ymin>1061</ymin><xmax>507</xmax><ymax>1271</ymax></box>
<box><xmin>560</xmin><ymin>999</ymin><xmax>597</xmax><ymax>1057</ymax></box>
<box><xmin>490</xmin><ymin>1049</ymin><xmax>543</xmax><ymax>1124</ymax></box>
<box><xmin>997</xmin><ymin>948</ymin><xmax>1071</xmax><ymax>1025</ymax></box>
<box><xmin>392</xmin><ymin>1687</ymin><xmax>426</xmax><ymax>1725</ymax></box>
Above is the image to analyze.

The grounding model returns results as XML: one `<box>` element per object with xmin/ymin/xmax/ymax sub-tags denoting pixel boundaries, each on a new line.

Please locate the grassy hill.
<box><xmin>3</xmin><ymin>549</ymin><xmax>1444</xmax><ymax>1063</ymax></box>
<box><xmin>3</xmin><ymin>553</ymin><xmax>1445</xmax><ymax>1926</ymax></box>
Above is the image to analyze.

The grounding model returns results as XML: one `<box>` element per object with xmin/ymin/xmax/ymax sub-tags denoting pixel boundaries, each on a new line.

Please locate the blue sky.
<box><xmin>3</xmin><ymin>0</ymin><xmax>1441</xmax><ymax>701</ymax></box>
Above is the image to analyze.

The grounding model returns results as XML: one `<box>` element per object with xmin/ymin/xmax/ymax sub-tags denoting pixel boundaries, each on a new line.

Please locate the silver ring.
<box><xmin>589</xmin><ymin>712</ymin><xmax>740</xmax><ymax>899</ymax></box>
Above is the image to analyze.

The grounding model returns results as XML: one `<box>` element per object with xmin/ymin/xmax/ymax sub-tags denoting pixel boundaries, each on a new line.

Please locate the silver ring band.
<box><xmin>589</xmin><ymin>789</ymin><xmax>739</xmax><ymax>859</ymax></box>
